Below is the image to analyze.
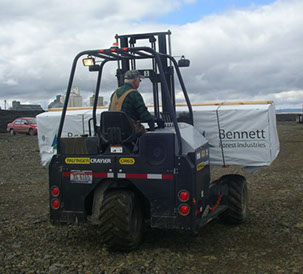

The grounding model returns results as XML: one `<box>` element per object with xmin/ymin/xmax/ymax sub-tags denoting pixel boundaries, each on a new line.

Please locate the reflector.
<box><xmin>179</xmin><ymin>204</ymin><xmax>190</xmax><ymax>216</ymax></box>
<box><xmin>51</xmin><ymin>186</ymin><xmax>60</xmax><ymax>197</ymax></box>
<box><xmin>178</xmin><ymin>190</ymin><xmax>189</xmax><ymax>202</ymax></box>
<box><xmin>52</xmin><ymin>199</ymin><xmax>60</xmax><ymax>209</ymax></box>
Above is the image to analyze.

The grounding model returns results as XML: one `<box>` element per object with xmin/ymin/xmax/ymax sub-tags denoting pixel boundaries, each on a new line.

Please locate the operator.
<box><xmin>109</xmin><ymin>70</ymin><xmax>155</xmax><ymax>134</ymax></box>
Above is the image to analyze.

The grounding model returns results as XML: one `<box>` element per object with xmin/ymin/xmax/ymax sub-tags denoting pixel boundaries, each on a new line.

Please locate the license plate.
<box><xmin>70</xmin><ymin>170</ymin><xmax>93</xmax><ymax>184</ymax></box>
<box><xmin>110</xmin><ymin>146</ymin><xmax>123</xmax><ymax>153</ymax></box>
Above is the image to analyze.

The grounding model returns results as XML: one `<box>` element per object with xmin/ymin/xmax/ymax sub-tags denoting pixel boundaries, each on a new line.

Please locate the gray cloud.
<box><xmin>0</xmin><ymin>0</ymin><xmax>302</xmax><ymax>110</ymax></box>
<box><xmin>173</xmin><ymin>0</ymin><xmax>303</xmax><ymax>107</ymax></box>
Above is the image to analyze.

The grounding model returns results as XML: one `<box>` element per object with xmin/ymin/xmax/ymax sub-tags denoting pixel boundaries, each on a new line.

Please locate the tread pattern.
<box><xmin>99</xmin><ymin>190</ymin><xmax>143</xmax><ymax>251</ymax></box>
<box><xmin>221</xmin><ymin>174</ymin><xmax>248</xmax><ymax>224</ymax></box>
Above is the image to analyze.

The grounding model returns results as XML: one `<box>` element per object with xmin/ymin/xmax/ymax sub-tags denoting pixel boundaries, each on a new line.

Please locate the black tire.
<box><xmin>28</xmin><ymin>128</ymin><xmax>34</xmax><ymax>136</ymax></box>
<box><xmin>9</xmin><ymin>129</ymin><xmax>15</xmax><ymax>136</ymax></box>
<box><xmin>99</xmin><ymin>189</ymin><xmax>143</xmax><ymax>251</ymax></box>
<box><xmin>221</xmin><ymin>174</ymin><xmax>248</xmax><ymax>224</ymax></box>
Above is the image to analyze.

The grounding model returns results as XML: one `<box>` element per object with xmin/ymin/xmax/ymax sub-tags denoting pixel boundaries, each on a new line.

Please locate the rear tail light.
<box><xmin>178</xmin><ymin>190</ymin><xmax>189</xmax><ymax>202</ymax></box>
<box><xmin>52</xmin><ymin>199</ymin><xmax>60</xmax><ymax>210</ymax></box>
<box><xmin>51</xmin><ymin>186</ymin><xmax>60</xmax><ymax>197</ymax></box>
<box><xmin>179</xmin><ymin>204</ymin><xmax>190</xmax><ymax>216</ymax></box>
<box><xmin>51</xmin><ymin>186</ymin><xmax>60</xmax><ymax>209</ymax></box>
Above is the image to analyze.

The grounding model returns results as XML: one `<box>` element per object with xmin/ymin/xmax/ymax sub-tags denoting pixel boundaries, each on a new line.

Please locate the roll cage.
<box><xmin>57</xmin><ymin>31</ymin><xmax>193</xmax><ymax>156</ymax></box>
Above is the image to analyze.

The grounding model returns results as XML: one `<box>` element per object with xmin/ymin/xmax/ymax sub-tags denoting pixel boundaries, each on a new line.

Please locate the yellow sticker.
<box><xmin>65</xmin><ymin>157</ymin><xmax>90</xmax><ymax>164</ymax></box>
<box><xmin>197</xmin><ymin>162</ymin><xmax>205</xmax><ymax>171</ymax></box>
<box><xmin>119</xmin><ymin>158</ymin><xmax>135</xmax><ymax>165</ymax></box>
<box><xmin>201</xmin><ymin>150</ymin><xmax>206</xmax><ymax>157</ymax></box>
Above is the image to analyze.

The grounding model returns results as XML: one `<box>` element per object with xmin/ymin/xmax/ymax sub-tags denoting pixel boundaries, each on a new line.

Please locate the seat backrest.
<box><xmin>100</xmin><ymin>111</ymin><xmax>135</xmax><ymax>144</ymax></box>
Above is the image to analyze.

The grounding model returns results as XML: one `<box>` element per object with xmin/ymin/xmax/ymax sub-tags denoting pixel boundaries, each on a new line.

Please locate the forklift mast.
<box><xmin>115</xmin><ymin>31</ymin><xmax>175</xmax><ymax>116</ymax></box>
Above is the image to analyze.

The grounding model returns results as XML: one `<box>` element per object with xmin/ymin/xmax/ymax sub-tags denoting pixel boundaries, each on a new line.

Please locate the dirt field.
<box><xmin>0</xmin><ymin>121</ymin><xmax>303</xmax><ymax>273</ymax></box>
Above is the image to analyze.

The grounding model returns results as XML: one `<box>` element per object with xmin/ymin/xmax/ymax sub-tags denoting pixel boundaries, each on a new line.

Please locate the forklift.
<box><xmin>49</xmin><ymin>31</ymin><xmax>248</xmax><ymax>250</ymax></box>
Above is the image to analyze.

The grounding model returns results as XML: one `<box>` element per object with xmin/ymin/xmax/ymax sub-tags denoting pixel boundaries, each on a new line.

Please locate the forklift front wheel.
<box><xmin>221</xmin><ymin>174</ymin><xmax>248</xmax><ymax>224</ymax></box>
<box><xmin>99</xmin><ymin>189</ymin><xmax>143</xmax><ymax>251</ymax></box>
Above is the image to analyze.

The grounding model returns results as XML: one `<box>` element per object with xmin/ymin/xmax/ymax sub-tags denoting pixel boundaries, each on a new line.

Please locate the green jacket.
<box><xmin>109</xmin><ymin>83</ymin><xmax>154</xmax><ymax>122</ymax></box>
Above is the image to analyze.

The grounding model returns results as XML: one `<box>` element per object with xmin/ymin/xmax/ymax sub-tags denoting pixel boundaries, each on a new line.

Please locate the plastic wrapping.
<box><xmin>37</xmin><ymin>102</ymin><xmax>279</xmax><ymax>167</ymax></box>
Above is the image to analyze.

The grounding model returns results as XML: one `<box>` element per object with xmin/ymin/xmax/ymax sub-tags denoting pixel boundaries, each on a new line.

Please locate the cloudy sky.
<box><xmin>0</xmin><ymin>0</ymin><xmax>302</xmax><ymax>110</ymax></box>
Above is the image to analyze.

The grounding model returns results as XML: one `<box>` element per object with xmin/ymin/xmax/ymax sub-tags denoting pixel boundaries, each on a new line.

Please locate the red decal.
<box><xmin>125</xmin><ymin>173</ymin><xmax>147</xmax><ymax>179</ymax></box>
<box><xmin>162</xmin><ymin>174</ymin><xmax>174</xmax><ymax>180</ymax></box>
<box><xmin>125</xmin><ymin>173</ymin><xmax>173</xmax><ymax>180</ymax></box>
<box><xmin>209</xmin><ymin>192</ymin><xmax>223</xmax><ymax>211</ymax></box>
<box><xmin>62</xmin><ymin>172</ymin><xmax>70</xmax><ymax>177</ymax></box>
<box><xmin>93</xmin><ymin>173</ymin><xmax>108</xmax><ymax>178</ymax></box>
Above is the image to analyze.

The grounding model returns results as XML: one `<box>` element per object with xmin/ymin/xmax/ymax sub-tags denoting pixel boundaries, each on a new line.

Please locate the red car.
<box><xmin>7</xmin><ymin>117</ymin><xmax>38</xmax><ymax>136</ymax></box>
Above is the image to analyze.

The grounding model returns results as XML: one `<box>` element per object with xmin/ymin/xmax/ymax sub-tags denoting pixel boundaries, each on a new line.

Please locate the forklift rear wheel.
<box><xmin>99</xmin><ymin>189</ymin><xmax>143</xmax><ymax>251</ymax></box>
<box><xmin>221</xmin><ymin>174</ymin><xmax>248</xmax><ymax>224</ymax></box>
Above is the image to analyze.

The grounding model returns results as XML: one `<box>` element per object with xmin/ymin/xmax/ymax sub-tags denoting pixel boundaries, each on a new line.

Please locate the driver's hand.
<box><xmin>148</xmin><ymin>120</ymin><xmax>155</xmax><ymax>131</ymax></box>
<box><xmin>156</xmin><ymin>119</ymin><xmax>165</xmax><ymax>128</ymax></box>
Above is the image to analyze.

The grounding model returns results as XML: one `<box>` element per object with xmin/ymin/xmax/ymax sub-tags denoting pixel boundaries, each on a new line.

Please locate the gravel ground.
<box><xmin>0</xmin><ymin>121</ymin><xmax>303</xmax><ymax>273</ymax></box>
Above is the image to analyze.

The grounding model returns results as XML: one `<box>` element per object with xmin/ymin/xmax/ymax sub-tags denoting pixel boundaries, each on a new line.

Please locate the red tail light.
<box><xmin>178</xmin><ymin>190</ymin><xmax>189</xmax><ymax>202</ymax></box>
<box><xmin>51</xmin><ymin>186</ymin><xmax>60</xmax><ymax>197</ymax></box>
<box><xmin>179</xmin><ymin>204</ymin><xmax>190</xmax><ymax>216</ymax></box>
<box><xmin>52</xmin><ymin>199</ymin><xmax>60</xmax><ymax>209</ymax></box>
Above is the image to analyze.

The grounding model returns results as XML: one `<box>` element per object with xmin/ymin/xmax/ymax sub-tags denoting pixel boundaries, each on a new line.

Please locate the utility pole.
<box><xmin>4</xmin><ymin>100</ymin><xmax>7</xmax><ymax>110</ymax></box>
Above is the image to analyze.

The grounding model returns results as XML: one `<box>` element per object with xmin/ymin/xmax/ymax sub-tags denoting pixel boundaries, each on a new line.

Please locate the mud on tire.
<box><xmin>99</xmin><ymin>189</ymin><xmax>143</xmax><ymax>251</ymax></box>
<box><xmin>221</xmin><ymin>174</ymin><xmax>248</xmax><ymax>224</ymax></box>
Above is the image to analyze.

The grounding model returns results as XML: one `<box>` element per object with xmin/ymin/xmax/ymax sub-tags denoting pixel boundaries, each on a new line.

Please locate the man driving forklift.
<box><xmin>109</xmin><ymin>70</ymin><xmax>155</xmax><ymax>134</ymax></box>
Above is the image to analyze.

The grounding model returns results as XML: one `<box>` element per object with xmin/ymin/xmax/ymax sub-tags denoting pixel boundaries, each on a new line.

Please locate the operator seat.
<box><xmin>100</xmin><ymin>111</ymin><xmax>136</xmax><ymax>145</ymax></box>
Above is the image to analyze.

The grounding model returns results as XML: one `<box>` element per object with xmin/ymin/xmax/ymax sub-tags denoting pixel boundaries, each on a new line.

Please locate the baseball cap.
<box><xmin>124</xmin><ymin>70</ymin><xmax>145</xmax><ymax>80</ymax></box>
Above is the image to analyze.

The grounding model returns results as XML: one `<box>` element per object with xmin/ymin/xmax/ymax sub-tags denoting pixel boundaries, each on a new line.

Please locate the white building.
<box><xmin>90</xmin><ymin>94</ymin><xmax>104</xmax><ymax>107</ymax></box>
<box><xmin>61</xmin><ymin>87</ymin><xmax>83</xmax><ymax>107</ymax></box>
